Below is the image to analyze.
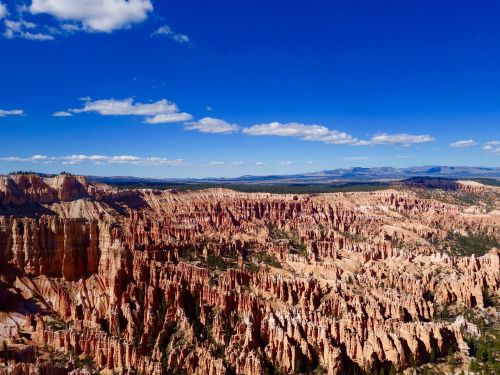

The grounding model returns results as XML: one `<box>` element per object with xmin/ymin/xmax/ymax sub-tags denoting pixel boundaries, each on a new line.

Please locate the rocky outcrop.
<box><xmin>0</xmin><ymin>174</ymin><xmax>498</xmax><ymax>374</ymax></box>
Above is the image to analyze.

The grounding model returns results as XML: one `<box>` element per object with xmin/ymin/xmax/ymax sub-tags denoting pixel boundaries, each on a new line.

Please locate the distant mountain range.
<box><xmin>87</xmin><ymin>166</ymin><xmax>500</xmax><ymax>185</ymax></box>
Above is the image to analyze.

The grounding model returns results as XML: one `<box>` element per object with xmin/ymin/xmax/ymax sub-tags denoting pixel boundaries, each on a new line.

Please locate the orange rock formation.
<box><xmin>0</xmin><ymin>174</ymin><xmax>498</xmax><ymax>374</ymax></box>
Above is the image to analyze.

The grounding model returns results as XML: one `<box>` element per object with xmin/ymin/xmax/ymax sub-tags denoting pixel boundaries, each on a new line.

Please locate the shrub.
<box><xmin>207</xmin><ymin>254</ymin><xmax>232</xmax><ymax>270</ymax></box>
<box><xmin>2</xmin><ymin>340</ymin><xmax>7</xmax><ymax>363</ymax></box>
<box><xmin>254</xmin><ymin>252</ymin><xmax>282</xmax><ymax>269</ymax></box>
<box><xmin>465</xmin><ymin>326</ymin><xmax>499</xmax><ymax>374</ymax></box>
<box><xmin>447</xmin><ymin>231</ymin><xmax>499</xmax><ymax>257</ymax></box>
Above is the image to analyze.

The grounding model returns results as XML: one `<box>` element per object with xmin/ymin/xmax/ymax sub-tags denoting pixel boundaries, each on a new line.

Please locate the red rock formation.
<box><xmin>0</xmin><ymin>174</ymin><xmax>498</xmax><ymax>374</ymax></box>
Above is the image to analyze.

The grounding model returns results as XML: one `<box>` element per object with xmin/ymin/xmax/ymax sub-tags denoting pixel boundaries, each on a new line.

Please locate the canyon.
<box><xmin>0</xmin><ymin>174</ymin><xmax>498</xmax><ymax>374</ymax></box>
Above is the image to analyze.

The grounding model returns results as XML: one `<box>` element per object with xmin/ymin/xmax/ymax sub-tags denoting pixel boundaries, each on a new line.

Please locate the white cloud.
<box><xmin>150</xmin><ymin>24</ymin><xmax>171</xmax><ymax>36</ymax></box>
<box><xmin>206</xmin><ymin>161</ymin><xmax>243</xmax><ymax>167</ymax></box>
<box><xmin>370</xmin><ymin>133</ymin><xmax>434</xmax><ymax>145</ymax></box>
<box><xmin>244</xmin><ymin>122</ymin><xmax>328</xmax><ymax>137</ymax></box>
<box><xmin>483</xmin><ymin>141</ymin><xmax>500</xmax><ymax>155</ymax></box>
<box><xmin>60</xmin><ymin>23</ymin><xmax>81</xmax><ymax>33</ymax></box>
<box><xmin>243</xmin><ymin>126</ymin><xmax>434</xmax><ymax>147</ymax></box>
<box><xmin>52</xmin><ymin>111</ymin><xmax>72</xmax><ymax>117</ymax></box>
<box><xmin>0</xmin><ymin>154</ymin><xmax>186</xmax><ymax>166</ymax></box>
<box><xmin>206</xmin><ymin>105</ymin><xmax>213</xmax><ymax>111</ymax></box>
<box><xmin>172</xmin><ymin>34</ymin><xmax>189</xmax><ymax>43</ymax></box>
<box><xmin>316</xmin><ymin>133</ymin><xmax>369</xmax><ymax>145</ymax></box>
<box><xmin>151</xmin><ymin>24</ymin><xmax>190</xmax><ymax>43</ymax></box>
<box><xmin>145</xmin><ymin>113</ymin><xmax>193</xmax><ymax>124</ymax></box>
<box><xmin>0</xmin><ymin>108</ymin><xmax>24</xmax><ymax>117</ymax></box>
<box><xmin>63</xmin><ymin>97</ymin><xmax>191</xmax><ymax>124</ymax></box>
<box><xmin>71</xmin><ymin>98</ymin><xmax>177</xmax><ymax>116</ymax></box>
<box><xmin>3</xmin><ymin>19</ymin><xmax>54</xmax><ymax>40</ymax></box>
<box><xmin>0</xmin><ymin>3</ymin><xmax>7</xmax><ymax>19</ymax></box>
<box><xmin>184</xmin><ymin>117</ymin><xmax>240</xmax><ymax>134</ymax></box>
<box><xmin>242</xmin><ymin>122</ymin><xmax>365</xmax><ymax>145</ymax></box>
<box><xmin>29</xmin><ymin>0</ymin><xmax>153</xmax><ymax>33</ymax></box>
<box><xmin>279</xmin><ymin>161</ymin><xmax>293</xmax><ymax>165</ymax></box>
<box><xmin>255</xmin><ymin>161</ymin><xmax>267</xmax><ymax>166</ymax></box>
<box><xmin>449</xmin><ymin>139</ymin><xmax>477</xmax><ymax>148</ymax></box>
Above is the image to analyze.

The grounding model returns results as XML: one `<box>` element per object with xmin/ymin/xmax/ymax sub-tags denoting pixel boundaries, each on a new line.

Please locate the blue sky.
<box><xmin>0</xmin><ymin>0</ymin><xmax>499</xmax><ymax>178</ymax></box>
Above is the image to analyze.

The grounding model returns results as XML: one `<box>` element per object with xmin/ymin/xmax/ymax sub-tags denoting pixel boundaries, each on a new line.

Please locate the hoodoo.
<box><xmin>0</xmin><ymin>174</ymin><xmax>498</xmax><ymax>374</ymax></box>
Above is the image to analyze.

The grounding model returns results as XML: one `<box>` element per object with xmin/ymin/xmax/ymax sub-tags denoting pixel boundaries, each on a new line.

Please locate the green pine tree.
<box><xmin>430</xmin><ymin>346</ymin><xmax>437</xmax><ymax>363</ymax></box>
<box><xmin>2</xmin><ymin>340</ymin><xmax>7</xmax><ymax>364</ymax></box>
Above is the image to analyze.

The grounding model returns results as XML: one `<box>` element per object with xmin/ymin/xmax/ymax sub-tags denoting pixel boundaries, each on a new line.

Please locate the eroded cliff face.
<box><xmin>0</xmin><ymin>174</ymin><xmax>498</xmax><ymax>374</ymax></box>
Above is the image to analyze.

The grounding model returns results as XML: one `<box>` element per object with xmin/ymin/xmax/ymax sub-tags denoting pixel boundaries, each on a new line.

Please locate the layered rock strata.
<box><xmin>0</xmin><ymin>174</ymin><xmax>498</xmax><ymax>374</ymax></box>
